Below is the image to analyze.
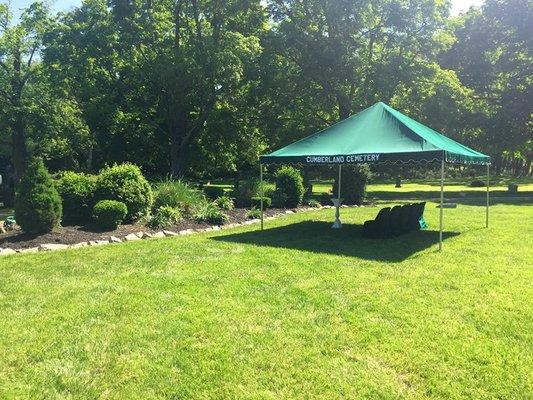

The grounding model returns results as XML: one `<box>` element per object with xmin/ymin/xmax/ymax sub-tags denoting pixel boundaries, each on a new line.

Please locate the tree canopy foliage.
<box><xmin>0</xmin><ymin>0</ymin><xmax>531</xmax><ymax>184</ymax></box>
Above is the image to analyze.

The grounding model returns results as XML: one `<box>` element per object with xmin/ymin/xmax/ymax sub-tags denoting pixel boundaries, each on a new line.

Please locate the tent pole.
<box><xmin>439</xmin><ymin>159</ymin><xmax>445</xmax><ymax>251</ymax></box>
<box><xmin>332</xmin><ymin>164</ymin><xmax>342</xmax><ymax>229</ymax></box>
<box><xmin>486</xmin><ymin>163</ymin><xmax>490</xmax><ymax>228</ymax></box>
<box><xmin>338</xmin><ymin>164</ymin><xmax>342</xmax><ymax>199</ymax></box>
<box><xmin>260</xmin><ymin>163</ymin><xmax>264</xmax><ymax>231</ymax></box>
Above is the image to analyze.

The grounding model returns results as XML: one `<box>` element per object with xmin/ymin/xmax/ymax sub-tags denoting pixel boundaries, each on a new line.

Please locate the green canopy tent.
<box><xmin>259</xmin><ymin>102</ymin><xmax>491</xmax><ymax>250</ymax></box>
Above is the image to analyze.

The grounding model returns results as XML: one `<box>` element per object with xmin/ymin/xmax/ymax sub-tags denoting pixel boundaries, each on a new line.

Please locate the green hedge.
<box><xmin>92</xmin><ymin>200</ymin><xmax>128</xmax><ymax>230</ymax></box>
<box><xmin>251</xmin><ymin>196</ymin><xmax>271</xmax><ymax>209</ymax></box>
<box><xmin>14</xmin><ymin>159</ymin><xmax>62</xmax><ymax>233</ymax></box>
<box><xmin>56</xmin><ymin>171</ymin><xmax>96</xmax><ymax>225</ymax></box>
<box><xmin>274</xmin><ymin>166</ymin><xmax>305</xmax><ymax>208</ymax></box>
<box><xmin>332</xmin><ymin>165</ymin><xmax>371</xmax><ymax>205</ymax></box>
<box><xmin>95</xmin><ymin>163</ymin><xmax>153</xmax><ymax>221</ymax></box>
<box><xmin>204</xmin><ymin>185</ymin><xmax>225</xmax><ymax>200</ymax></box>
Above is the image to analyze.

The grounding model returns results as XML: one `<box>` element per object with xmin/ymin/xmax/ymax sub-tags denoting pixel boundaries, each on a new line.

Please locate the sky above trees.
<box><xmin>6</xmin><ymin>0</ymin><xmax>486</xmax><ymax>21</ymax></box>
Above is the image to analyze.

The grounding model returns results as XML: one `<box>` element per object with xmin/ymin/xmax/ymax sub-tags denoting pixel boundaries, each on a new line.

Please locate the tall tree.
<box><xmin>442</xmin><ymin>0</ymin><xmax>533</xmax><ymax>173</ymax></box>
<box><xmin>0</xmin><ymin>1</ymin><xmax>49</xmax><ymax>181</ymax></box>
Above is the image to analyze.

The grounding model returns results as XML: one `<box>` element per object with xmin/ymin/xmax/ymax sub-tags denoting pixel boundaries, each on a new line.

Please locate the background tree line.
<box><xmin>0</xmin><ymin>0</ymin><xmax>531</xmax><ymax>194</ymax></box>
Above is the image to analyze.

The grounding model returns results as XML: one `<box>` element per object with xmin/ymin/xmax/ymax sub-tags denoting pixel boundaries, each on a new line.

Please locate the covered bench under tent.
<box><xmin>259</xmin><ymin>102</ymin><xmax>491</xmax><ymax>251</ymax></box>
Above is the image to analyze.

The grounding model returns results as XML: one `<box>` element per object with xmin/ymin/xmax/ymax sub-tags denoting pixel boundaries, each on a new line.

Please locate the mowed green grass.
<box><xmin>1</xmin><ymin>202</ymin><xmax>532</xmax><ymax>399</ymax></box>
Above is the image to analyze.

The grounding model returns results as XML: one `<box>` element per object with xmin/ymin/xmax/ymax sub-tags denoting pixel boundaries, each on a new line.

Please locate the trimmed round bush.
<box><xmin>274</xmin><ymin>166</ymin><xmax>305</xmax><ymax>208</ymax></box>
<box><xmin>271</xmin><ymin>190</ymin><xmax>288</xmax><ymax>208</ymax></box>
<box><xmin>15</xmin><ymin>158</ymin><xmax>62</xmax><ymax>233</ymax></box>
<box><xmin>204</xmin><ymin>185</ymin><xmax>225</xmax><ymax>200</ymax></box>
<box><xmin>332</xmin><ymin>165</ymin><xmax>371</xmax><ymax>205</ymax></box>
<box><xmin>251</xmin><ymin>196</ymin><xmax>271</xmax><ymax>209</ymax></box>
<box><xmin>95</xmin><ymin>163</ymin><xmax>153</xmax><ymax>221</ymax></box>
<box><xmin>92</xmin><ymin>200</ymin><xmax>127</xmax><ymax>230</ymax></box>
<box><xmin>148</xmin><ymin>206</ymin><xmax>181</xmax><ymax>229</ymax></box>
<box><xmin>56</xmin><ymin>171</ymin><xmax>96</xmax><ymax>225</ymax></box>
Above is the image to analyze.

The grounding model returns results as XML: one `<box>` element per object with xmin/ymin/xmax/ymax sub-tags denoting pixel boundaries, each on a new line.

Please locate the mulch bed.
<box><xmin>0</xmin><ymin>208</ymin><xmax>286</xmax><ymax>251</ymax></box>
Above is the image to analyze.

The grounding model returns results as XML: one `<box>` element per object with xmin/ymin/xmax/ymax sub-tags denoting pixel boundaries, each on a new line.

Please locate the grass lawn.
<box><xmin>1</xmin><ymin>201</ymin><xmax>532</xmax><ymax>398</ymax></box>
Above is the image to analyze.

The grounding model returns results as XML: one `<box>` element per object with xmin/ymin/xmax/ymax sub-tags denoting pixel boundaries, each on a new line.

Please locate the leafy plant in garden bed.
<box><xmin>233</xmin><ymin>178</ymin><xmax>270</xmax><ymax>207</ymax></box>
<box><xmin>148</xmin><ymin>206</ymin><xmax>182</xmax><ymax>229</ymax></box>
<box><xmin>246</xmin><ymin>207</ymin><xmax>261</xmax><ymax>219</ymax></box>
<box><xmin>251</xmin><ymin>196</ymin><xmax>271</xmax><ymax>209</ymax></box>
<box><xmin>274</xmin><ymin>166</ymin><xmax>305</xmax><ymax>208</ymax></box>
<box><xmin>56</xmin><ymin>171</ymin><xmax>96</xmax><ymax>225</ymax></box>
<box><xmin>92</xmin><ymin>200</ymin><xmax>128</xmax><ymax>230</ymax></box>
<box><xmin>154</xmin><ymin>179</ymin><xmax>206</xmax><ymax>216</ymax></box>
<box><xmin>203</xmin><ymin>185</ymin><xmax>225</xmax><ymax>200</ymax></box>
<box><xmin>332</xmin><ymin>165</ymin><xmax>371</xmax><ymax>205</ymax></box>
<box><xmin>194</xmin><ymin>202</ymin><xmax>228</xmax><ymax>225</ymax></box>
<box><xmin>95</xmin><ymin>163</ymin><xmax>153</xmax><ymax>221</ymax></box>
<box><xmin>15</xmin><ymin>158</ymin><xmax>63</xmax><ymax>233</ymax></box>
<box><xmin>214</xmin><ymin>195</ymin><xmax>234</xmax><ymax>211</ymax></box>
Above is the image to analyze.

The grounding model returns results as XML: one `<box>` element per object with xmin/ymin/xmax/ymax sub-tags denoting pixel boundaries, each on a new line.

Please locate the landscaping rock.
<box><xmin>71</xmin><ymin>242</ymin><xmax>89</xmax><ymax>248</ymax></box>
<box><xmin>0</xmin><ymin>248</ymin><xmax>17</xmax><ymax>256</ymax></box>
<box><xmin>89</xmin><ymin>240</ymin><xmax>109</xmax><ymax>246</ymax></box>
<box><xmin>125</xmin><ymin>233</ymin><xmax>142</xmax><ymax>241</ymax></box>
<box><xmin>211</xmin><ymin>226</ymin><xmax>221</xmax><ymax>231</ymax></box>
<box><xmin>141</xmin><ymin>232</ymin><xmax>153</xmax><ymax>239</ymax></box>
<box><xmin>179</xmin><ymin>229</ymin><xmax>194</xmax><ymax>235</ymax></box>
<box><xmin>163</xmin><ymin>230</ymin><xmax>178</xmax><ymax>236</ymax></box>
<box><xmin>40</xmin><ymin>243</ymin><xmax>69</xmax><ymax>251</ymax></box>
<box><xmin>285</xmin><ymin>210</ymin><xmax>294</xmax><ymax>214</ymax></box>
<box><xmin>153</xmin><ymin>231</ymin><xmax>166</xmax><ymax>238</ymax></box>
<box><xmin>18</xmin><ymin>247</ymin><xmax>39</xmax><ymax>254</ymax></box>
<box><xmin>109</xmin><ymin>236</ymin><xmax>122</xmax><ymax>243</ymax></box>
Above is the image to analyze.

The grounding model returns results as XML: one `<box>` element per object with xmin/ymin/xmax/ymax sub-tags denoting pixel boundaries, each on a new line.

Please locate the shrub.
<box><xmin>92</xmin><ymin>200</ymin><xmax>128</xmax><ymax>230</ymax></box>
<box><xmin>251</xmin><ymin>196</ymin><xmax>271</xmax><ymax>209</ymax></box>
<box><xmin>332</xmin><ymin>165</ymin><xmax>371</xmax><ymax>205</ymax></box>
<box><xmin>246</xmin><ymin>207</ymin><xmax>262</xmax><ymax>219</ymax></box>
<box><xmin>148</xmin><ymin>206</ymin><xmax>181</xmax><ymax>229</ymax></box>
<box><xmin>214</xmin><ymin>195</ymin><xmax>234</xmax><ymax>211</ymax></box>
<box><xmin>204</xmin><ymin>185</ymin><xmax>225</xmax><ymax>200</ymax></box>
<box><xmin>233</xmin><ymin>178</ymin><xmax>269</xmax><ymax>207</ymax></box>
<box><xmin>95</xmin><ymin>163</ymin><xmax>153</xmax><ymax>221</ymax></box>
<box><xmin>318</xmin><ymin>192</ymin><xmax>332</xmax><ymax>205</ymax></box>
<box><xmin>274</xmin><ymin>166</ymin><xmax>305</xmax><ymax>208</ymax></box>
<box><xmin>194</xmin><ymin>202</ymin><xmax>228</xmax><ymax>225</ymax></box>
<box><xmin>56</xmin><ymin>171</ymin><xmax>96</xmax><ymax>225</ymax></box>
<box><xmin>154</xmin><ymin>179</ymin><xmax>205</xmax><ymax>215</ymax></box>
<box><xmin>470</xmin><ymin>179</ymin><xmax>486</xmax><ymax>187</ymax></box>
<box><xmin>305</xmin><ymin>198</ymin><xmax>322</xmax><ymax>208</ymax></box>
<box><xmin>14</xmin><ymin>158</ymin><xmax>62</xmax><ymax>233</ymax></box>
<box><xmin>271</xmin><ymin>190</ymin><xmax>288</xmax><ymax>208</ymax></box>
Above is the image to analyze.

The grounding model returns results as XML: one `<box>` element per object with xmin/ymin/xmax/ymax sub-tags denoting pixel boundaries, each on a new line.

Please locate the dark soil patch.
<box><xmin>0</xmin><ymin>208</ymin><xmax>283</xmax><ymax>250</ymax></box>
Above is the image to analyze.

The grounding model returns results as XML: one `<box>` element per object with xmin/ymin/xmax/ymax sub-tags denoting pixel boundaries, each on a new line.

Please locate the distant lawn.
<box><xmin>1</xmin><ymin>202</ymin><xmax>532</xmax><ymax>398</ymax></box>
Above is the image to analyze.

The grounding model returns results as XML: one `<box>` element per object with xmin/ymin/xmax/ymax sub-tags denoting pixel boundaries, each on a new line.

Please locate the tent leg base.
<box><xmin>331</xmin><ymin>219</ymin><xmax>342</xmax><ymax>229</ymax></box>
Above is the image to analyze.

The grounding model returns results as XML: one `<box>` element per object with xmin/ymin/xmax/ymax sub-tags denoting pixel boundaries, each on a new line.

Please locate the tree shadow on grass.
<box><xmin>213</xmin><ymin>221</ymin><xmax>459</xmax><ymax>262</ymax></box>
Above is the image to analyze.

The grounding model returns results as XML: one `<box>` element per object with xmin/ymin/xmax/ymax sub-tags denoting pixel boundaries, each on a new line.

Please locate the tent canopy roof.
<box><xmin>260</xmin><ymin>102</ymin><xmax>490</xmax><ymax>165</ymax></box>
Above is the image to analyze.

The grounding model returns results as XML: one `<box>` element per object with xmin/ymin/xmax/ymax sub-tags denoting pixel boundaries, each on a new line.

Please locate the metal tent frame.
<box><xmin>259</xmin><ymin>159</ymin><xmax>490</xmax><ymax>251</ymax></box>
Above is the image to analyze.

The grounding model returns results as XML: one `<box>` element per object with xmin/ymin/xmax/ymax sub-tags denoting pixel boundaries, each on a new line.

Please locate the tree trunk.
<box><xmin>169</xmin><ymin>109</ymin><xmax>189</xmax><ymax>178</ymax></box>
<box><xmin>336</xmin><ymin>92</ymin><xmax>351</xmax><ymax>121</ymax></box>
<box><xmin>10</xmin><ymin>48</ymin><xmax>27</xmax><ymax>183</ymax></box>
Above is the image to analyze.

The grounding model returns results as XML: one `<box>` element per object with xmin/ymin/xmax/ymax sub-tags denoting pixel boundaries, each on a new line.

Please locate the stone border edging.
<box><xmin>0</xmin><ymin>205</ymin><xmax>343</xmax><ymax>256</ymax></box>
